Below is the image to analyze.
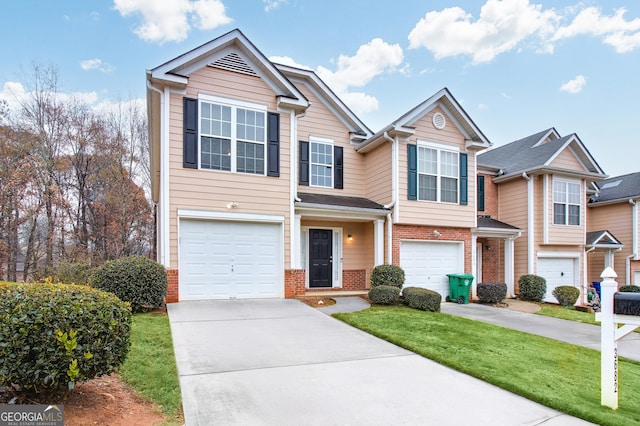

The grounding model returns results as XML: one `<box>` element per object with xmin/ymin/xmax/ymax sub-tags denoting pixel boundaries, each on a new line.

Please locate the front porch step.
<box><xmin>302</xmin><ymin>290</ymin><xmax>368</xmax><ymax>297</ymax></box>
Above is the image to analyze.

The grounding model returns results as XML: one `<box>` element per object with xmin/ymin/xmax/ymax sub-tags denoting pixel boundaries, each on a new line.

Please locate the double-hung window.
<box><xmin>417</xmin><ymin>143</ymin><xmax>459</xmax><ymax>203</ymax></box>
<box><xmin>199</xmin><ymin>96</ymin><xmax>266</xmax><ymax>175</ymax></box>
<box><xmin>553</xmin><ymin>179</ymin><xmax>581</xmax><ymax>225</ymax></box>
<box><xmin>310</xmin><ymin>137</ymin><xmax>333</xmax><ymax>187</ymax></box>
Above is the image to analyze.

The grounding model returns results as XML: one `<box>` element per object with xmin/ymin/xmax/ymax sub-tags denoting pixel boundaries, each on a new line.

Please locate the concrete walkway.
<box><xmin>168</xmin><ymin>299</ymin><xmax>591</xmax><ymax>425</ymax></box>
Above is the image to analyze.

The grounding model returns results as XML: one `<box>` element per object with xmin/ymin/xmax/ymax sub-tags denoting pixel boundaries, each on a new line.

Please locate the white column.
<box><xmin>471</xmin><ymin>234</ymin><xmax>477</xmax><ymax>299</ymax></box>
<box><xmin>505</xmin><ymin>237</ymin><xmax>515</xmax><ymax>298</ymax></box>
<box><xmin>374</xmin><ymin>219</ymin><xmax>385</xmax><ymax>266</ymax></box>
<box><xmin>600</xmin><ymin>267</ymin><xmax>619</xmax><ymax>409</ymax></box>
<box><xmin>292</xmin><ymin>214</ymin><xmax>302</xmax><ymax>269</ymax></box>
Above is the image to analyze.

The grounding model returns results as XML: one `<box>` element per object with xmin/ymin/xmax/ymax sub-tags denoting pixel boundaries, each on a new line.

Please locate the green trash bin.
<box><xmin>446</xmin><ymin>273</ymin><xmax>474</xmax><ymax>304</ymax></box>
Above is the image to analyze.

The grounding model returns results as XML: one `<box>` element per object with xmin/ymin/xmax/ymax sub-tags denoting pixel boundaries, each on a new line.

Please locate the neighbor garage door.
<box><xmin>400</xmin><ymin>241</ymin><xmax>464</xmax><ymax>298</ymax></box>
<box><xmin>179</xmin><ymin>219</ymin><xmax>283</xmax><ymax>300</ymax></box>
<box><xmin>537</xmin><ymin>257</ymin><xmax>577</xmax><ymax>303</ymax></box>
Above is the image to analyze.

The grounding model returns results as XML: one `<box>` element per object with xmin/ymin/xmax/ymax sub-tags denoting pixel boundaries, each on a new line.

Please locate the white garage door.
<box><xmin>400</xmin><ymin>241</ymin><xmax>464</xmax><ymax>298</ymax></box>
<box><xmin>537</xmin><ymin>257</ymin><xmax>577</xmax><ymax>303</ymax></box>
<box><xmin>179</xmin><ymin>220</ymin><xmax>282</xmax><ymax>300</ymax></box>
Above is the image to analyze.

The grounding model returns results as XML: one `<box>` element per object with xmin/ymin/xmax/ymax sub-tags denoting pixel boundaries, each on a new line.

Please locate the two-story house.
<box><xmin>477</xmin><ymin>128</ymin><xmax>607</xmax><ymax>302</ymax></box>
<box><xmin>147</xmin><ymin>29</ymin><xmax>490</xmax><ymax>302</ymax></box>
<box><xmin>588</xmin><ymin>172</ymin><xmax>640</xmax><ymax>286</ymax></box>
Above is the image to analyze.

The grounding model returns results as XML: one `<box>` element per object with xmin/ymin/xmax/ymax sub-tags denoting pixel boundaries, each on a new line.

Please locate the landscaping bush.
<box><xmin>370</xmin><ymin>264</ymin><xmax>405</xmax><ymax>289</ymax></box>
<box><xmin>477</xmin><ymin>282</ymin><xmax>507</xmax><ymax>304</ymax></box>
<box><xmin>0</xmin><ymin>283</ymin><xmax>131</xmax><ymax>393</ymax></box>
<box><xmin>368</xmin><ymin>285</ymin><xmax>400</xmax><ymax>305</ymax></box>
<box><xmin>51</xmin><ymin>261</ymin><xmax>94</xmax><ymax>284</ymax></box>
<box><xmin>552</xmin><ymin>285</ymin><xmax>580</xmax><ymax>306</ymax></box>
<box><xmin>90</xmin><ymin>256</ymin><xmax>167</xmax><ymax>313</ymax></box>
<box><xmin>619</xmin><ymin>285</ymin><xmax>640</xmax><ymax>293</ymax></box>
<box><xmin>403</xmin><ymin>286</ymin><xmax>441</xmax><ymax>312</ymax></box>
<box><xmin>518</xmin><ymin>274</ymin><xmax>547</xmax><ymax>302</ymax></box>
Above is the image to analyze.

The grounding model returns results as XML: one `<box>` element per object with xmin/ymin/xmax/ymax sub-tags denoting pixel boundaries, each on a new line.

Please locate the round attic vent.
<box><xmin>432</xmin><ymin>112</ymin><xmax>446</xmax><ymax>129</ymax></box>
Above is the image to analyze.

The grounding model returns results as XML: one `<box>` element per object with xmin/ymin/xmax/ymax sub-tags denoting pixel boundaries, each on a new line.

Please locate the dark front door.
<box><xmin>309</xmin><ymin>229</ymin><xmax>332</xmax><ymax>288</ymax></box>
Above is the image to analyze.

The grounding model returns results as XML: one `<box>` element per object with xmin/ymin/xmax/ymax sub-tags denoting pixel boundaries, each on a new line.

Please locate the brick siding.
<box><xmin>285</xmin><ymin>269</ymin><xmax>306</xmax><ymax>298</ymax></box>
<box><xmin>166</xmin><ymin>268</ymin><xmax>179</xmax><ymax>303</ymax></box>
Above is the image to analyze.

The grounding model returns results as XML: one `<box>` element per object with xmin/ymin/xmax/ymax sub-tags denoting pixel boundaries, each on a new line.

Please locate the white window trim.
<box><xmin>309</xmin><ymin>135</ymin><xmax>334</xmax><ymax>188</ymax></box>
<box><xmin>416</xmin><ymin>140</ymin><xmax>460</xmax><ymax>204</ymax></box>
<box><xmin>552</xmin><ymin>178</ymin><xmax>581</xmax><ymax>226</ymax></box>
<box><xmin>300</xmin><ymin>226</ymin><xmax>342</xmax><ymax>289</ymax></box>
<box><xmin>197</xmin><ymin>94</ymin><xmax>268</xmax><ymax>175</ymax></box>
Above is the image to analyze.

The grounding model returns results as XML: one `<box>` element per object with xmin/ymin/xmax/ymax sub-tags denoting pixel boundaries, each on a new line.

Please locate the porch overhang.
<box><xmin>473</xmin><ymin>216</ymin><xmax>522</xmax><ymax>239</ymax></box>
<box><xmin>295</xmin><ymin>193</ymin><xmax>390</xmax><ymax>220</ymax></box>
<box><xmin>586</xmin><ymin>230</ymin><xmax>624</xmax><ymax>252</ymax></box>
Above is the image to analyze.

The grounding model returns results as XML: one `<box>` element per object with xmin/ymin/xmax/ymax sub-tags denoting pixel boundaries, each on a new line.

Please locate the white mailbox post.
<box><xmin>596</xmin><ymin>267</ymin><xmax>640</xmax><ymax>409</ymax></box>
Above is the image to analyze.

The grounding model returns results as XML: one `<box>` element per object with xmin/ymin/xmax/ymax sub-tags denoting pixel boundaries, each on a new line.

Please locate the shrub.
<box><xmin>403</xmin><ymin>287</ymin><xmax>441</xmax><ymax>312</ymax></box>
<box><xmin>477</xmin><ymin>282</ymin><xmax>507</xmax><ymax>304</ymax></box>
<box><xmin>518</xmin><ymin>274</ymin><xmax>547</xmax><ymax>302</ymax></box>
<box><xmin>51</xmin><ymin>261</ymin><xmax>94</xmax><ymax>284</ymax></box>
<box><xmin>370</xmin><ymin>264</ymin><xmax>405</xmax><ymax>289</ymax></box>
<box><xmin>368</xmin><ymin>285</ymin><xmax>400</xmax><ymax>305</ymax></box>
<box><xmin>0</xmin><ymin>283</ymin><xmax>131</xmax><ymax>394</ymax></box>
<box><xmin>619</xmin><ymin>285</ymin><xmax>640</xmax><ymax>293</ymax></box>
<box><xmin>552</xmin><ymin>285</ymin><xmax>580</xmax><ymax>306</ymax></box>
<box><xmin>90</xmin><ymin>256</ymin><xmax>167</xmax><ymax>313</ymax></box>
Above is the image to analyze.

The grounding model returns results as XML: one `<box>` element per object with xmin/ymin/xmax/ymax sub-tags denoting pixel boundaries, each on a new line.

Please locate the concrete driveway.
<box><xmin>168</xmin><ymin>299</ymin><xmax>591</xmax><ymax>425</ymax></box>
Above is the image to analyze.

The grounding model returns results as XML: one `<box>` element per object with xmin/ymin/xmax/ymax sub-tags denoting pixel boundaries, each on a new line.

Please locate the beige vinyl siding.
<box><xmin>167</xmin><ymin>67</ymin><xmax>292</xmax><ymax>267</ymax></box>
<box><xmin>295</xmin><ymin>81</ymin><xmax>366</xmax><ymax>197</ymax></box>
<box><xmin>498</xmin><ymin>178</ymin><xmax>529</xmax><ymax>281</ymax></box>
<box><xmin>588</xmin><ymin>202</ymin><xmax>633</xmax><ymax>283</ymax></box>
<box><xmin>300</xmin><ymin>220</ymin><xmax>374</xmax><ymax>271</ymax></box>
<box><xmin>547</xmin><ymin>176</ymin><xmax>585</xmax><ymax>245</ymax></box>
<box><xmin>549</xmin><ymin>148</ymin><xmax>586</xmax><ymax>171</ymax></box>
<box><xmin>397</xmin><ymin>107</ymin><xmax>476</xmax><ymax>227</ymax></box>
<box><xmin>364</xmin><ymin>142</ymin><xmax>392</xmax><ymax>205</ymax></box>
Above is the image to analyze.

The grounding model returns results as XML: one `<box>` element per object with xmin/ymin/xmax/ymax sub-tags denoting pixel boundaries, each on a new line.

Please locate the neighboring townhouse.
<box><xmin>146</xmin><ymin>29</ymin><xmax>490</xmax><ymax>302</ymax></box>
<box><xmin>588</xmin><ymin>172</ymin><xmax>640</xmax><ymax>286</ymax></box>
<box><xmin>477</xmin><ymin>128</ymin><xmax>607</xmax><ymax>303</ymax></box>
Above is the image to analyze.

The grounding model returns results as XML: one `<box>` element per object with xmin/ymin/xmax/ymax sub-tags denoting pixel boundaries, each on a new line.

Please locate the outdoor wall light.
<box><xmin>433</xmin><ymin>230</ymin><xmax>441</xmax><ymax>238</ymax></box>
<box><xmin>348</xmin><ymin>234</ymin><xmax>353</xmax><ymax>241</ymax></box>
<box><xmin>226</xmin><ymin>201</ymin><xmax>238</xmax><ymax>209</ymax></box>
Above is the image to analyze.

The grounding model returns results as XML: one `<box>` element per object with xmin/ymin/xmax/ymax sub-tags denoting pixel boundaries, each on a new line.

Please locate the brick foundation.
<box><xmin>285</xmin><ymin>269</ymin><xmax>306</xmax><ymax>298</ymax></box>
<box><xmin>166</xmin><ymin>268</ymin><xmax>179</xmax><ymax>303</ymax></box>
<box><xmin>342</xmin><ymin>269</ymin><xmax>367</xmax><ymax>290</ymax></box>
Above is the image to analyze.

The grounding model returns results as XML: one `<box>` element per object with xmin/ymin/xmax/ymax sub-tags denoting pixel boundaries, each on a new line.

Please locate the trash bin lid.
<box><xmin>447</xmin><ymin>273</ymin><xmax>474</xmax><ymax>279</ymax></box>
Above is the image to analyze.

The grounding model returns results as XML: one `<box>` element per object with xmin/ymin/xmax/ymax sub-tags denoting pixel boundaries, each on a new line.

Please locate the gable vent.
<box><xmin>432</xmin><ymin>112</ymin><xmax>446</xmax><ymax>130</ymax></box>
<box><xmin>210</xmin><ymin>52</ymin><xmax>257</xmax><ymax>76</ymax></box>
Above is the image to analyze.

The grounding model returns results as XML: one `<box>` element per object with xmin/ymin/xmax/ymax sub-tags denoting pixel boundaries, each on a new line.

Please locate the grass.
<box><xmin>335</xmin><ymin>305</ymin><xmax>640</xmax><ymax>426</ymax></box>
<box><xmin>536</xmin><ymin>304</ymin><xmax>600</xmax><ymax>325</ymax></box>
<box><xmin>120</xmin><ymin>311</ymin><xmax>183</xmax><ymax>424</ymax></box>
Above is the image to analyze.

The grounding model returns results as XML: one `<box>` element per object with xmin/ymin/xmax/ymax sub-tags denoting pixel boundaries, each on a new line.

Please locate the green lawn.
<box><xmin>120</xmin><ymin>312</ymin><xmax>183</xmax><ymax>424</ymax></box>
<box><xmin>536</xmin><ymin>304</ymin><xmax>600</xmax><ymax>325</ymax></box>
<box><xmin>335</xmin><ymin>306</ymin><xmax>640</xmax><ymax>426</ymax></box>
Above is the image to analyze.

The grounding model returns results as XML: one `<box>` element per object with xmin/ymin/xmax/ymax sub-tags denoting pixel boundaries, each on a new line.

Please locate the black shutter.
<box><xmin>299</xmin><ymin>141</ymin><xmax>309</xmax><ymax>186</ymax></box>
<box><xmin>407</xmin><ymin>144</ymin><xmax>417</xmax><ymax>200</ymax></box>
<box><xmin>183</xmin><ymin>97</ymin><xmax>198</xmax><ymax>169</ymax></box>
<box><xmin>477</xmin><ymin>175</ymin><xmax>485</xmax><ymax>211</ymax></box>
<box><xmin>459</xmin><ymin>153</ymin><xmax>468</xmax><ymax>205</ymax></box>
<box><xmin>267</xmin><ymin>112</ymin><xmax>280</xmax><ymax>177</ymax></box>
<box><xmin>334</xmin><ymin>146</ymin><xmax>343</xmax><ymax>189</ymax></box>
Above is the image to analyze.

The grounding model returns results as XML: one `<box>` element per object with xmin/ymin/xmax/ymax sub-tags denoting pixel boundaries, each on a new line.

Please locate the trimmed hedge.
<box><xmin>477</xmin><ymin>282</ymin><xmax>507</xmax><ymax>304</ymax></box>
<box><xmin>0</xmin><ymin>283</ymin><xmax>131</xmax><ymax>393</ymax></box>
<box><xmin>518</xmin><ymin>274</ymin><xmax>547</xmax><ymax>302</ymax></box>
<box><xmin>619</xmin><ymin>285</ymin><xmax>640</xmax><ymax>293</ymax></box>
<box><xmin>403</xmin><ymin>287</ymin><xmax>441</xmax><ymax>312</ymax></box>
<box><xmin>90</xmin><ymin>256</ymin><xmax>167</xmax><ymax>313</ymax></box>
<box><xmin>370</xmin><ymin>264</ymin><xmax>405</xmax><ymax>289</ymax></box>
<box><xmin>368</xmin><ymin>285</ymin><xmax>400</xmax><ymax>305</ymax></box>
<box><xmin>552</xmin><ymin>285</ymin><xmax>580</xmax><ymax>306</ymax></box>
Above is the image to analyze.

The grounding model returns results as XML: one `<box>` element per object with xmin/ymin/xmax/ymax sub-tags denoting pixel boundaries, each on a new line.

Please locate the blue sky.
<box><xmin>1</xmin><ymin>0</ymin><xmax>639</xmax><ymax>176</ymax></box>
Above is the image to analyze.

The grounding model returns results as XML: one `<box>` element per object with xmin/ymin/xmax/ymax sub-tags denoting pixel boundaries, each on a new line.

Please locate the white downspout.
<box><xmin>626</xmin><ymin>198</ymin><xmax>638</xmax><ymax>285</ymax></box>
<box><xmin>522</xmin><ymin>172</ymin><xmax>535</xmax><ymax>274</ymax></box>
<box><xmin>382</xmin><ymin>132</ymin><xmax>396</xmax><ymax>266</ymax></box>
<box><xmin>584</xmin><ymin>246</ymin><xmax>596</xmax><ymax>304</ymax></box>
<box><xmin>291</xmin><ymin>109</ymin><xmax>306</xmax><ymax>269</ymax></box>
<box><xmin>293</xmin><ymin>110</ymin><xmax>306</xmax><ymax>203</ymax></box>
<box><xmin>386</xmin><ymin>213</ymin><xmax>393</xmax><ymax>265</ymax></box>
<box><xmin>146</xmin><ymin>81</ymin><xmax>164</xmax><ymax>264</ymax></box>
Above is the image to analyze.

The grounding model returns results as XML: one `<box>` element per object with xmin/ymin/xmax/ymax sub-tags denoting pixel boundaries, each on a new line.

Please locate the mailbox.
<box><xmin>614</xmin><ymin>292</ymin><xmax>640</xmax><ymax>316</ymax></box>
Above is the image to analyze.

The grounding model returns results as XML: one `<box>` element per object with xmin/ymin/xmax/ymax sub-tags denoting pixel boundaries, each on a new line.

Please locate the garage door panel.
<box><xmin>400</xmin><ymin>241</ymin><xmax>464</xmax><ymax>298</ymax></box>
<box><xmin>537</xmin><ymin>257</ymin><xmax>577</xmax><ymax>303</ymax></box>
<box><xmin>179</xmin><ymin>220</ymin><xmax>282</xmax><ymax>300</ymax></box>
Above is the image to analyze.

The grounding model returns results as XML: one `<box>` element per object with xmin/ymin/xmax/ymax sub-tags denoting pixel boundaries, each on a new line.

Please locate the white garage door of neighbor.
<box><xmin>537</xmin><ymin>257</ymin><xmax>577</xmax><ymax>303</ymax></box>
<box><xmin>179</xmin><ymin>220</ymin><xmax>282</xmax><ymax>300</ymax></box>
<box><xmin>400</xmin><ymin>241</ymin><xmax>464</xmax><ymax>298</ymax></box>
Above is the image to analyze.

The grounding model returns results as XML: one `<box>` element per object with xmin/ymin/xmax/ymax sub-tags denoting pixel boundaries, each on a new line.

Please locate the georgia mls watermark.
<box><xmin>0</xmin><ymin>405</ymin><xmax>63</xmax><ymax>426</ymax></box>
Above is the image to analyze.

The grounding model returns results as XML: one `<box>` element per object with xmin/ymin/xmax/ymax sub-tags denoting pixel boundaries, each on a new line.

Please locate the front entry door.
<box><xmin>309</xmin><ymin>229</ymin><xmax>332</xmax><ymax>288</ymax></box>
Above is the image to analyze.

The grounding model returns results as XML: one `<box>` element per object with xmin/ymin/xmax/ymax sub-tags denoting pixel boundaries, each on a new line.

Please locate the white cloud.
<box><xmin>80</xmin><ymin>58</ymin><xmax>115</xmax><ymax>73</ymax></box>
<box><xmin>263</xmin><ymin>0</ymin><xmax>286</xmax><ymax>12</ymax></box>
<box><xmin>0</xmin><ymin>81</ymin><xmax>99</xmax><ymax>115</ymax></box>
<box><xmin>560</xmin><ymin>75</ymin><xmax>586</xmax><ymax>94</ymax></box>
<box><xmin>268</xmin><ymin>56</ymin><xmax>312</xmax><ymax>70</ymax></box>
<box><xmin>408</xmin><ymin>0</ymin><xmax>558</xmax><ymax>64</ymax></box>
<box><xmin>112</xmin><ymin>0</ymin><xmax>232</xmax><ymax>44</ymax></box>
<box><xmin>315</xmin><ymin>38</ymin><xmax>403</xmax><ymax>114</ymax></box>
<box><xmin>553</xmin><ymin>7</ymin><xmax>640</xmax><ymax>53</ymax></box>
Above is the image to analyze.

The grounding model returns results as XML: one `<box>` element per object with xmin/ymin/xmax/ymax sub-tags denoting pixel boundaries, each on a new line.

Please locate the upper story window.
<box><xmin>417</xmin><ymin>143</ymin><xmax>459</xmax><ymax>203</ymax></box>
<box><xmin>199</xmin><ymin>96</ymin><xmax>266</xmax><ymax>175</ymax></box>
<box><xmin>310</xmin><ymin>137</ymin><xmax>333</xmax><ymax>187</ymax></box>
<box><xmin>553</xmin><ymin>179</ymin><xmax>581</xmax><ymax>226</ymax></box>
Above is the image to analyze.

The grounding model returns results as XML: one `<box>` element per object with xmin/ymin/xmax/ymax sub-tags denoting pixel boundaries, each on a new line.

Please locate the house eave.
<box><xmin>493</xmin><ymin>166</ymin><xmax>607</xmax><ymax>183</ymax></box>
<box><xmin>589</xmin><ymin>196</ymin><xmax>640</xmax><ymax>208</ymax></box>
<box><xmin>295</xmin><ymin>203</ymin><xmax>389</xmax><ymax>219</ymax></box>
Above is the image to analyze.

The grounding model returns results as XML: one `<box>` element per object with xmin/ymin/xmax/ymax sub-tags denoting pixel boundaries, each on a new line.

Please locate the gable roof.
<box><xmin>586</xmin><ymin>230</ymin><xmax>623</xmax><ymax>249</ymax></box>
<box><xmin>589</xmin><ymin>172</ymin><xmax>640</xmax><ymax>205</ymax></box>
<box><xmin>477</xmin><ymin>128</ymin><xmax>606</xmax><ymax>182</ymax></box>
<box><xmin>357</xmin><ymin>87</ymin><xmax>491</xmax><ymax>153</ymax></box>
